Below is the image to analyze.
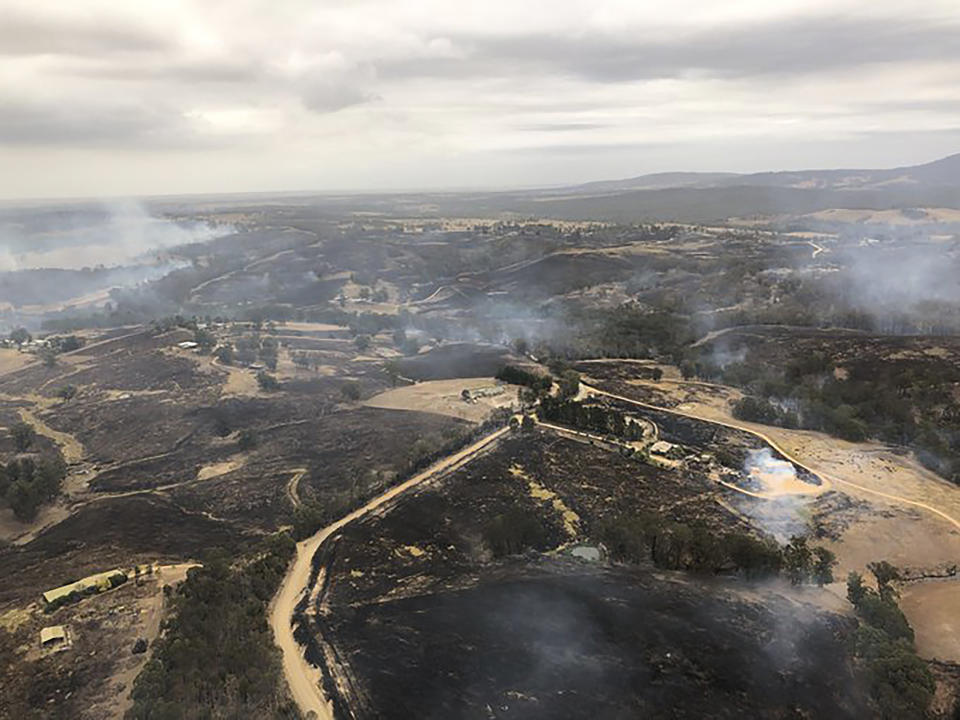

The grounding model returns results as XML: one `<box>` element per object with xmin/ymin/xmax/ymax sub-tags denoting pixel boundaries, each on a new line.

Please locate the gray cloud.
<box><xmin>65</xmin><ymin>57</ymin><xmax>265</xmax><ymax>84</ymax></box>
<box><xmin>0</xmin><ymin>7</ymin><xmax>168</xmax><ymax>56</ymax></box>
<box><xmin>298</xmin><ymin>64</ymin><xmax>379</xmax><ymax>113</ymax></box>
<box><xmin>0</xmin><ymin>96</ymin><xmax>202</xmax><ymax>147</ymax></box>
<box><xmin>2</xmin><ymin>1</ymin><xmax>960</xmax><ymax>198</ymax></box>
<box><xmin>379</xmin><ymin>15</ymin><xmax>960</xmax><ymax>83</ymax></box>
<box><xmin>521</xmin><ymin>122</ymin><xmax>608</xmax><ymax>133</ymax></box>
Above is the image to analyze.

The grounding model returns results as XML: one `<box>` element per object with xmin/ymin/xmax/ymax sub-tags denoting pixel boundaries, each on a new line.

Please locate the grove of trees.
<box><xmin>846</xmin><ymin>564</ymin><xmax>934</xmax><ymax>720</ymax></box>
<box><xmin>0</xmin><ymin>454</ymin><xmax>66</xmax><ymax>521</ymax></box>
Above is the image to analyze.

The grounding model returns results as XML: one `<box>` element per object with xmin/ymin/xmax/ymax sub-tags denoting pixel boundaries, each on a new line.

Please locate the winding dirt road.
<box><xmin>270</xmin><ymin>425</ymin><xmax>509</xmax><ymax>720</ymax></box>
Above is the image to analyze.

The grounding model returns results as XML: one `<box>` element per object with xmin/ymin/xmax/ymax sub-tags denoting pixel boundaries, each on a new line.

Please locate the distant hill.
<box><xmin>494</xmin><ymin>152</ymin><xmax>960</xmax><ymax>222</ymax></box>
<box><xmin>268</xmin><ymin>152</ymin><xmax>960</xmax><ymax>224</ymax></box>
<box><xmin>557</xmin><ymin>153</ymin><xmax>960</xmax><ymax>195</ymax></box>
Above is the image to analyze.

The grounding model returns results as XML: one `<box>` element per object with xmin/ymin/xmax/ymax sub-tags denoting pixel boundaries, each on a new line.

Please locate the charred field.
<box><xmin>308</xmin><ymin>432</ymin><xmax>867</xmax><ymax>719</ymax></box>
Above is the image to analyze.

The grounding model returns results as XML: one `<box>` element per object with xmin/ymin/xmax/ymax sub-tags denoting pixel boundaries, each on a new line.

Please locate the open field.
<box><xmin>364</xmin><ymin>378</ymin><xmax>518</xmax><ymax>422</ymax></box>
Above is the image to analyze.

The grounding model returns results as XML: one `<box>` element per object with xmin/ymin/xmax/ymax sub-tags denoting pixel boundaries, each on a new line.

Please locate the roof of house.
<box><xmin>650</xmin><ymin>441</ymin><xmax>675</xmax><ymax>454</ymax></box>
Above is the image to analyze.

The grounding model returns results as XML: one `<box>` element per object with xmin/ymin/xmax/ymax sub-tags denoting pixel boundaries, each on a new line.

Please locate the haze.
<box><xmin>3</xmin><ymin>0</ymin><xmax>960</xmax><ymax>199</ymax></box>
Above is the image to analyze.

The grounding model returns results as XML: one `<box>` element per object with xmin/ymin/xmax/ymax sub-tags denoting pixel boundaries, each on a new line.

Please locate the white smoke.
<box><xmin>744</xmin><ymin>448</ymin><xmax>797</xmax><ymax>486</ymax></box>
<box><xmin>0</xmin><ymin>199</ymin><xmax>234</xmax><ymax>271</ymax></box>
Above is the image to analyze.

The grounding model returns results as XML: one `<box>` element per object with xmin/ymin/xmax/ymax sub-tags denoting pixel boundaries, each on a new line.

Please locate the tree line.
<box><xmin>596</xmin><ymin>512</ymin><xmax>834</xmax><ymax>583</ymax></box>
<box><xmin>127</xmin><ymin>534</ymin><xmax>300</xmax><ymax>720</ymax></box>
<box><xmin>538</xmin><ymin>397</ymin><xmax>646</xmax><ymax>441</ymax></box>
<box><xmin>845</xmin><ymin>563</ymin><xmax>934</xmax><ymax>720</ymax></box>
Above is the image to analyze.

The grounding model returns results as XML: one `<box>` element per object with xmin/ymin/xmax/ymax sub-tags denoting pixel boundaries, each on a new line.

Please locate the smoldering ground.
<box><xmin>329</xmin><ymin>562</ymin><xmax>869</xmax><ymax>719</ymax></box>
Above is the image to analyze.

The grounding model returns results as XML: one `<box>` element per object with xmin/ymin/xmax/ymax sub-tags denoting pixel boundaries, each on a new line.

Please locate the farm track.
<box><xmin>270</xmin><ymin>425</ymin><xmax>509</xmax><ymax>720</ymax></box>
<box><xmin>286</xmin><ymin>468</ymin><xmax>307</xmax><ymax>509</ymax></box>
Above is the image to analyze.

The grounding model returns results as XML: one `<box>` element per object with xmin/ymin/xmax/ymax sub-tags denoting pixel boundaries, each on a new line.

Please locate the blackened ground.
<box><xmin>311</xmin><ymin>432</ymin><xmax>862</xmax><ymax>718</ymax></box>
<box><xmin>322</xmin><ymin>432</ymin><xmax>744</xmax><ymax>609</ymax></box>
<box><xmin>0</xmin><ymin>494</ymin><xmax>250</xmax><ymax>604</ymax></box>
<box><xmin>395</xmin><ymin>343</ymin><xmax>517</xmax><ymax>380</ymax></box>
<box><xmin>326</xmin><ymin>561</ymin><xmax>869</xmax><ymax>720</ymax></box>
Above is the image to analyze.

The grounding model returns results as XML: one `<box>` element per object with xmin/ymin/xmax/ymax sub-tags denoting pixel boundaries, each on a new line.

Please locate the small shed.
<box><xmin>177</xmin><ymin>341</ymin><xmax>199</xmax><ymax>350</ymax></box>
<box><xmin>40</xmin><ymin>625</ymin><xmax>67</xmax><ymax>647</ymax></box>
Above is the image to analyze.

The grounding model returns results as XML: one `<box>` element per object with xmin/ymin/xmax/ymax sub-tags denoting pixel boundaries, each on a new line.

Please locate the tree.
<box><xmin>521</xmin><ymin>415</ymin><xmax>535</xmax><ymax>433</ymax></box>
<box><xmin>868</xmin><ymin>561</ymin><xmax>902</xmax><ymax>599</ymax></box>
<box><xmin>782</xmin><ymin>535</ymin><xmax>813</xmax><ymax>585</ymax></box>
<box><xmin>39</xmin><ymin>345</ymin><xmax>59</xmax><ymax>367</ymax></box>
<box><xmin>484</xmin><ymin>508</ymin><xmax>547</xmax><ymax>558</ymax></box>
<box><xmin>215</xmin><ymin>344</ymin><xmax>235</xmax><ymax>365</ymax></box>
<box><xmin>194</xmin><ymin>328</ymin><xmax>217</xmax><ymax>353</ymax></box>
<box><xmin>11</xmin><ymin>422</ymin><xmax>35</xmax><ymax>452</ymax></box>
<box><xmin>384</xmin><ymin>359</ymin><xmax>401</xmax><ymax>386</ymax></box>
<box><xmin>812</xmin><ymin>546</ymin><xmax>836</xmax><ymax>586</ymax></box>
<box><xmin>57</xmin><ymin>385</ymin><xmax>78</xmax><ymax>401</ymax></box>
<box><xmin>558</xmin><ymin>370</ymin><xmax>581</xmax><ymax>399</ymax></box>
<box><xmin>847</xmin><ymin>571</ymin><xmax>868</xmax><ymax>606</ymax></box>
<box><xmin>9</xmin><ymin>327</ymin><xmax>30</xmax><ymax>348</ymax></box>
<box><xmin>6</xmin><ymin>478</ymin><xmax>40</xmax><ymax>521</ymax></box>
<box><xmin>2</xmin><ymin>454</ymin><xmax>65</xmax><ymax>522</ymax></box>
<box><xmin>354</xmin><ymin>334</ymin><xmax>371</xmax><ymax>352</ymax></box>
<box><xmin>341</xmin><ymin>381</ymin><xmax>361</xmax><ymax>401</ymax></box>
<box><xmin>255</xmin><ymin>371</ymin><xmax>278</xmax><ymax>391</ymax></box>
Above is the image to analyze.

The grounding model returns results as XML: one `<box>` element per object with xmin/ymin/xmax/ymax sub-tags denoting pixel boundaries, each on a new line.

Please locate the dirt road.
<box><xmin>286</xmin><ymin>468</ymin><xmax>307</xmax><ymax>509</ymax></box>
<box><xmin>270</xmin><ymin>425</ymin><xmax>510</xmax><ymax>720</ymax></box>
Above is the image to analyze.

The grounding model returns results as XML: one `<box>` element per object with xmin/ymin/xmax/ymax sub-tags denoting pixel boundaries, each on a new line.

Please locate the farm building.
<box><xmin>40</xmin><ymin>625</ymin><xmax>68</xmax><ymax>648</ymax></box>
<box><xmin>649</xmin><ymin>441</ymin><xmax>677</xmax><ymax>457</ymax></box>
<box><xmin>42</xmin><ymin>569</ymin><xmax>127</xmax><ymax>608</ymax></box>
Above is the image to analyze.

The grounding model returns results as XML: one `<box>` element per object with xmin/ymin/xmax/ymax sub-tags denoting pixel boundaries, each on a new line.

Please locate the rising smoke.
<box><xmin>0</xmin><ymin>199</ymin><xmax>232</xmax><ymax>271</ymax></box>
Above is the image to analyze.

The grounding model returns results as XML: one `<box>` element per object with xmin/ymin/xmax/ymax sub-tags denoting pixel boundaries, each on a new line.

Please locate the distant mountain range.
<box><xmin>153</xmin><ymin>153</ymin><xmax>960</xmax><ymax>225</ymax></box>
<box><xmin>557</xmin><ymin>153</ymin><xmax>960</xmax><ymax>195</ymax></box>
<box><xmin>471</xmin><ymin>152</ymin><xmax>960</xmax><ymax>223</ymax></box>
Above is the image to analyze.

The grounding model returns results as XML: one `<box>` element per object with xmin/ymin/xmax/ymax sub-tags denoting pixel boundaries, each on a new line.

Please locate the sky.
<box><xmin>2</xmin><ymin>0</ymin><xmax>960</xmax><ymax>199</ymax></box>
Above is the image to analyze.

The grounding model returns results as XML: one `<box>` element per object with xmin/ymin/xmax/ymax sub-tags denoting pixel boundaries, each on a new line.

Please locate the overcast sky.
<box><xmin>2</xmin><ymin>0</ymin><xmax>960</xmax><ymax>199</ymax></box>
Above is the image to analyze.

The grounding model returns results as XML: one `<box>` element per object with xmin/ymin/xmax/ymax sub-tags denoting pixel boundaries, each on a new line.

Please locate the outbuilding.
<box><xmin>40</xmin><ymin>625</ymin><xmax>67</xmax><ymax>647</ymax></box>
